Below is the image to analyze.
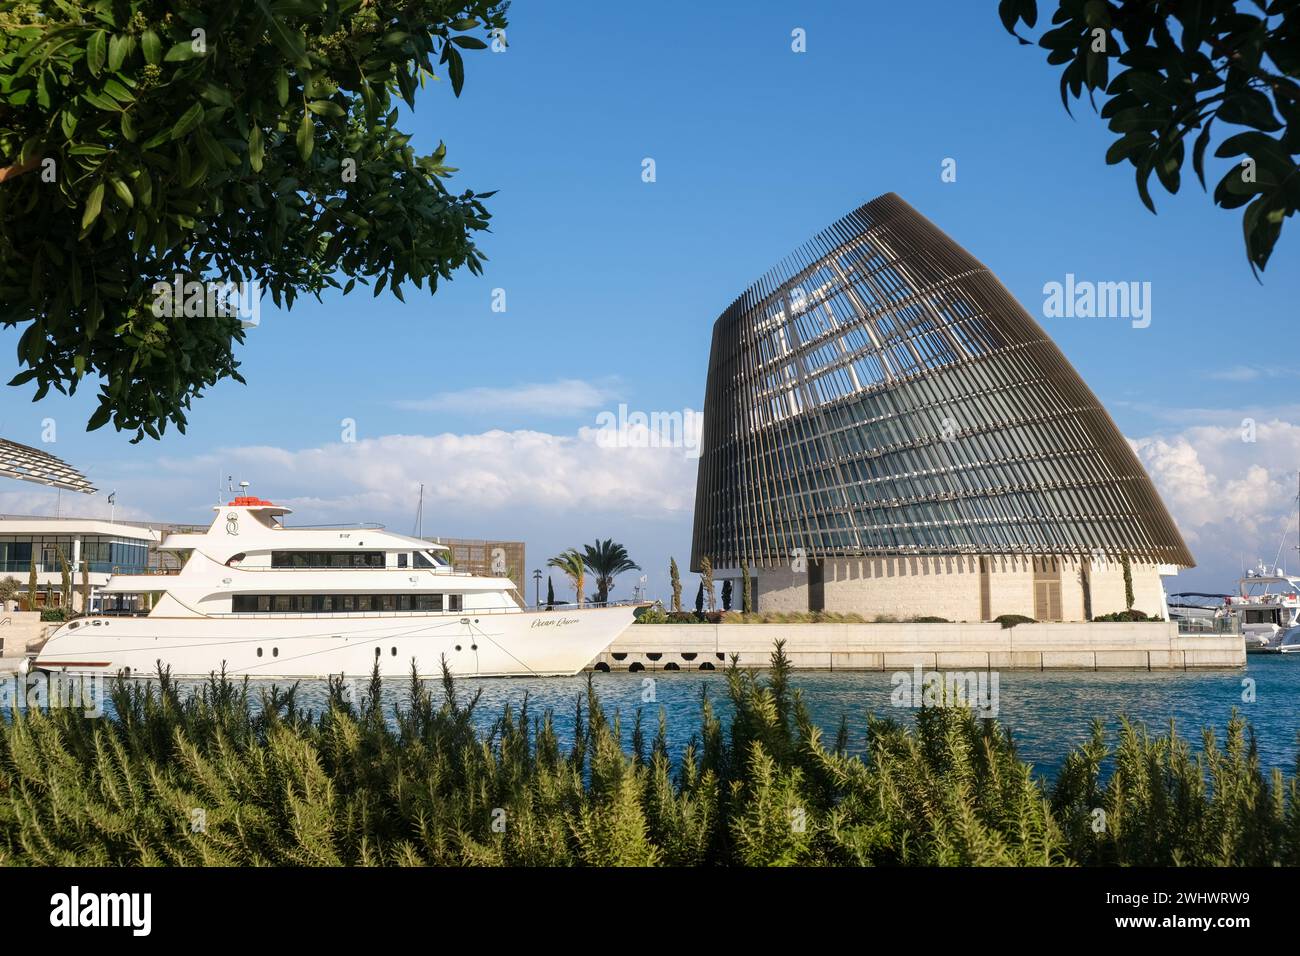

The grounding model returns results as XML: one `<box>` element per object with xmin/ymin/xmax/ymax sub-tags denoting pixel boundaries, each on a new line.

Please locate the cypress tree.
<box><xmin>722</xmin><ymin>579</ymin><xmax>732</xmax><ymax>611</ymax></box>
<box><xmin>546</xmin><ymin>577</ymin><xmax>555</xmax><ymax>609</ymax></box>
<box><xmin>58</xmin><ymin>548</ymin><xmax>72</xmax><ymax>610</ymax></box>
<box><xmin>741</xmin><ymin>558</ymin><xmax>752</xmax><ymax>613</ymax></box>
<box><xmin>694</xmin><ymin>581</ymin><xmax>704</xmax><ymax>615</ymax></box>
<box><xmin>701</xmin><ymin>556</ymin><xmax>715</xmax><ymax>612</ymax></box>
<box><xmin>26</xmin><ymin>554</ymin><xmax>37</xmax><ymax>611</ymax></box>
<box><xmin>669</xmin><ymin>558</ymin><xmax>682</xmax><ymax>613</ymax></box>
<box><xmin>1122</xmin><ymin>553</ymin><xmax>1134</xmax><ymax>612</ymax></box>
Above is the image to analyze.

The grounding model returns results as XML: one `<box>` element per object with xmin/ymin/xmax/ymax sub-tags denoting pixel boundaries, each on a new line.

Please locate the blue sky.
<box><xmin>2</xmin><ymin>1</ymin><xmax>1298</xmax><ymax>602</ymax></box>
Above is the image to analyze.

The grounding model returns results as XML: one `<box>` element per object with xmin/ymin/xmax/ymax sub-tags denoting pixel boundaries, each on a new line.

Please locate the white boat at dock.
<box><xmin>30</xmin><ymin>494</ymin><xmax>639</xmax><ymax>679</ymax></box>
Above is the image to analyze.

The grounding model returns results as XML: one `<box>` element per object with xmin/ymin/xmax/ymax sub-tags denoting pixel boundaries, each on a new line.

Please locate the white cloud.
<box><xmin>1131</xmin><ymin>419</ymin><xmax>1300</xmax><ymax>586</ymax></box>
<box><xmin>3</xmin><ymin>422</ymin><xmax>700</xmax><ymax>528</ymax></box>
<box><xmin>1207</xmin><ymin>365</ymin><xmax>1275</xmax><ymax>382</ymax></box>
<box><xmin>394</xmin><ymin>378</ymin><xmax>617</xmax><ymax>416</ymax></box>
<box><xmin>1113</xmin><ymin>400</ymin><xmax>1300</xmax><ymax>428</ymax></box>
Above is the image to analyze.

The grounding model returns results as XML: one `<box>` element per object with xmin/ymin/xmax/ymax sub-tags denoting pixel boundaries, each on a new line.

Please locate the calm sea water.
<box><xmin>122</xmin><ymin>655</ymin><xmax>1300</xmax><ymax>780</ymax></box>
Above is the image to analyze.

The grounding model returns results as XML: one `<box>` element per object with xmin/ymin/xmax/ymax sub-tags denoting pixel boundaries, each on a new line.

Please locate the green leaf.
<box><xmin>81</xmin><ymin>89</ymin><xmax>122</xmax><ymax>112</ymax></box>
<box><xmin>86</xmin><ymin>403</ymin><xmax>113</xmax><ymax>432</ymax></box>
<box><xmin>258</xmin><ymin>0</ymin><xmax>310</xmax><ymax>67</ymax></box>
<box><xmin>110</xmin><ymin>177</ymin><xmax>134</xmax><ymax>208</ymax></box>
<box><xmin>446</xmin><ymin>45</ymin><xmax>465</xmax><ymax>97</ymax></box>
<box><xmin>249</xmin><ymin>125</ymin><xmax>264</xmax><ymax>172</ymax></box>
<box><xmin>141</xmin><ymin>30</ymin><xmax>162</xmax><ymax>65</ymax></box>
<box><xmin>170</xmin><ymin>102</ymin><xmax>205</xmax><ymax>140</ymax></box>
<box><xmin>87</xmin><ymin>30</ymin><xmax>107</xmax><ymax>77</ymax></box>
<box><xmin>307</xmin><ymin>99</ymin><xmax>346</xmax><ymax>118</ymax></box>
<box><xmin>277</xmin><ymin>70</ymin><xmax>289</xmax><ymax>107</ymax></box>
<box><xmin>201</xmin><ymin>83</ymin><xmax>234</xmax><ymax>108</ymax></box>
<box><xmin>296</xmin><ymin>109</ymin><xmax>314</xmax><ymax>160</ymax></box>
<box><xmin>108</xmin><ymin>34</ymin><xmax>130</xmax><ymax>72</ymax></box>
<box><xmin>81</xmin><ymin>182</ymin><xmax>105</xmax><ymax>230</ymax></box>
<box><xmin>165</xmin><ymin>41</ymin><xmax>201</xmax><ymax>62</ymax></box>
<box><xmin>103</xmin><ymin>78</ymin><xmax>134</xmax><ymax>104</ymax></box>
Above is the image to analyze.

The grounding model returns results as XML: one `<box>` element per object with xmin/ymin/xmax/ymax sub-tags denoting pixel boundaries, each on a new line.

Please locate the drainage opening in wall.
<box><xmin>628</xmin><ymin>662</ymin><xmax>645</xmax><ymax>672</ymax></box>
<box><xmin>663</xmin><ymin>662</ymin><xmax>680</xmax><ymax>671</ymax></box>
<box><xmin>699</xmin><ymin>662</ymin><xmax>715</xmax><ymax>671</ymax></box>
<box><xmin>594</xmin><ymin>662</ymin><xmax>610</xmax><ymax>672</ymax></box>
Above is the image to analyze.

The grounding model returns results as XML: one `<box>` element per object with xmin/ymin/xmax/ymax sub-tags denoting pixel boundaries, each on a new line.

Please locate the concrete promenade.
<box><xmin>590</xmin><ymin>621</ymin><xmax>1245</xmax><ymax>672</ymax></box>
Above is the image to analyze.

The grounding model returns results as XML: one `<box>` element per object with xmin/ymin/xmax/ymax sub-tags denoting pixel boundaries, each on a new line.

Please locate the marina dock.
<box><xmin>590</xmin><ymin>621</ymin><xmax>1245</xmax><ymax>672</ymax></box>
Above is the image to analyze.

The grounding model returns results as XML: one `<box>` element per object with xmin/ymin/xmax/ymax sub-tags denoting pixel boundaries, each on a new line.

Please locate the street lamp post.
<box><xmin>532</xmin><ymin>569</ymin><xmax>542</xmax><ymax>607</ymax></box>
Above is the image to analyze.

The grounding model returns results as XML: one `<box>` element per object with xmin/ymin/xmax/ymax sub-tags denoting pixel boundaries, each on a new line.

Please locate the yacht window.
<box><xmin>272</xmin><ymin>551</ymin><xmax>384</xmax><ymax>569</ymax></box>
<box><xmin>230</xmin><ymin>593</ymin><xmax>457</xmax><ymax>614</ymax></box>
<box><xmin>397</xmin><ymin>553</ymin><xmax>408</xmax><ymax>569</ymax></box>
<box><xmin>414</xmin><ymin>552</ymin><xmax>437</xmax><ymax>568</ymax></box>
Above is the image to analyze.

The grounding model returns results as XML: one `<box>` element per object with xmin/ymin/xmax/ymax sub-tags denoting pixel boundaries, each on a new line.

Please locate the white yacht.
<box><xmin>31</xmin><ymin>496</ymin><xmax>639</xmax><ymax>678</ymax></box>
<box><xmin>1224</xmin><ymin>564</ymin><xmax>1300</xmax><ymax>653</ymax></box>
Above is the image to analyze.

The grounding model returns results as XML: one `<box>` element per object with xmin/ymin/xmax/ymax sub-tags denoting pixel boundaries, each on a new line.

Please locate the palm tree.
<box><xmin>547</xmin><ymin>549</ymin><xmax>586</xmax><ymax>606</ymax></box>
<box><xmin>581</xmin><ymin>539</ymin><xmax>640</xmax><ymax>605</ymax></box>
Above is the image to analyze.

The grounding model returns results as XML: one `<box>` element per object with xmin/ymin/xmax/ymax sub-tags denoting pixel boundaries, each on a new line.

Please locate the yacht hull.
<box><xmin>32</xmin><ymin>606</ymin><xmax>636</xmax><ymax>679</ymax></box>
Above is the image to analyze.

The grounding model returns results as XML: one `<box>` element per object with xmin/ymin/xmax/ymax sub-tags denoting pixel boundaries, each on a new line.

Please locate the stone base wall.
<box><xmin>592</xmin><ymin>621</ymin><xmax>1242</xmax><ymax>672</ymax></box>
<box><xmin>746</xmin><ymin>555</ymin><xmax>1170</xmax><ymax>622</ymax></box>
<box><xmin>0</xmin><ymin>611</ymin><xmax>49</xmax><ymax>658</ymax></box>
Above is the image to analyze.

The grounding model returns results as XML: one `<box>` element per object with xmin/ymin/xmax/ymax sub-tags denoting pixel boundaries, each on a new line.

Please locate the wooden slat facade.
<box><xmin>690</xmin><ymin>193</ymin><xmax>1193</xmax><ymax>573</ymax></box>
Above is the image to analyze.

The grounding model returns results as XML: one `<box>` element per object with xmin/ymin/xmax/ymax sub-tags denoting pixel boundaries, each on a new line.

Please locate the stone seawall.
<box><xmin>0</xmin><ymin>611</ymin><xmax>48</xmax><ymax>658</ymax></box>
<box><xmin>589</xmin><ymin>622</ymin><xmax>1244</xmax><ymax>672</ymax></box>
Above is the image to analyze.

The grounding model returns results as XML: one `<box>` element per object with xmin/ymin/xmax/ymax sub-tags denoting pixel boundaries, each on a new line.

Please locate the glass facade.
<box><xmin>691</xmin><ymin>193</ymin><xmax>1193</xmax><ymax>571</ymax></box>
<box><xmin>0</xmin><ymin>533</ymin><xmax>148</xmax><ymax>574</ymax></box>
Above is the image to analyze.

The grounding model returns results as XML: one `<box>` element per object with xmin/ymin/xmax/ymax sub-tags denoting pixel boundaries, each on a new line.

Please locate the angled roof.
<box><xmin>691</xmin><ymin>193</ymin><xmax>1193</xmax><ymax>569</ymax></box>
<box><xmin>0</xmin><ymin>438</ymin><xmax>97</xmax><ymax>494</ymax></box>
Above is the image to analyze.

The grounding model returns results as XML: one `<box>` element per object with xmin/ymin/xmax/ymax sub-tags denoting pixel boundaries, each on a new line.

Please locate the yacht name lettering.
<box><xmin>531</xmin><ymin>616</ymin><xmax>580</xmax><ymax>629</ymax></box>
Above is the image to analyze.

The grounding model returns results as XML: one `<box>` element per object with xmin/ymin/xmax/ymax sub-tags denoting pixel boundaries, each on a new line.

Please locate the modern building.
<box><xmin>690</xmin><ymin>193</ymin><xmax>1192</xmax><ymax>622</ymax></box>
<box><xmin>425</xmin><ymin>537</ymin><xmax>526</xmax><ymax>605</ymax></box>
<box><xmin>0</xmin><ymin>516</ymin><xmax>159</xmax><ymax>611</ymax></box>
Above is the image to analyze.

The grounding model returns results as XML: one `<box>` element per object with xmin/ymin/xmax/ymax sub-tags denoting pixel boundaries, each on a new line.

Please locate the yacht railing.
<box><xmin>278</xmin><ymin>522</ymin><xmax>386</xmax><ymax>530</ymax></box>
<box><xmin>215</xmin><ymin>600</ymin><xmax>639</xmax><ymax>620</ymax></box>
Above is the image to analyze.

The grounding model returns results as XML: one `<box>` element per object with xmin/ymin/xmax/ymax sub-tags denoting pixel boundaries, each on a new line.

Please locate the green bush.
<box><xmin>907</xmin><ymin>616</ymin><xmax>951</xmax><ymax>623</ymax></box>
<box><xmin>38</xmin><ymin>608</ymin><xmax>67</xmax><ymax>623</ymax></box>
<box><xmin>0</xmin><ymin>647</ymin><xmax>1296</xmax><ymax>866</ymax></box>
<box><xmin>634</xmin><ymin>603</ymin><xmax>669</xmax><ymax>624</ymax></box>
<box><xmin>1092</xmin><ymin>610</ymin><xmax>1162</xmax><ymax>622</ymax></box>
<box><xmin>994</xmin><ymin>614</ymin><xmax>1036</xmax><ymax>628</ymax></box>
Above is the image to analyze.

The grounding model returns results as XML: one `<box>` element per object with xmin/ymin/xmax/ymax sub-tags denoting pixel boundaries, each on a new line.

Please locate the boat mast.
<box><xmin>413</xmin><ymin>483</ymin><xmax>424</xmax><ymax>538</ymax></box>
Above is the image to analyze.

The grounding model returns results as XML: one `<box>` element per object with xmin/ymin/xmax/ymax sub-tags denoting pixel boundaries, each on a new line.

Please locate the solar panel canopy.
<box><xmin>0</xmin><ymin>438</ymin><xmax>97</xmax><ymax>494</ymax></box>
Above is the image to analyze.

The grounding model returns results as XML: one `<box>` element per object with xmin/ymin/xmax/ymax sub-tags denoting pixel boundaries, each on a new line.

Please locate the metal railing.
<box><xmin>215</xmin><ymin>600</ymin><xmax>637</xmax><ymax>620</ymax></box>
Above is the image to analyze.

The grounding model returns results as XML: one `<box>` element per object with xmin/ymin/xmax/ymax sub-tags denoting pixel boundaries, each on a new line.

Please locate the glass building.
<box><xmin>0</xmin><ymin>518</ymin><xmax>157</xmax><ymax>610</ymax></box>
<box><xmin>690</xmin><ymin>193</ymin><xmax>1192</xmax><ymax>622</ymax></box>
